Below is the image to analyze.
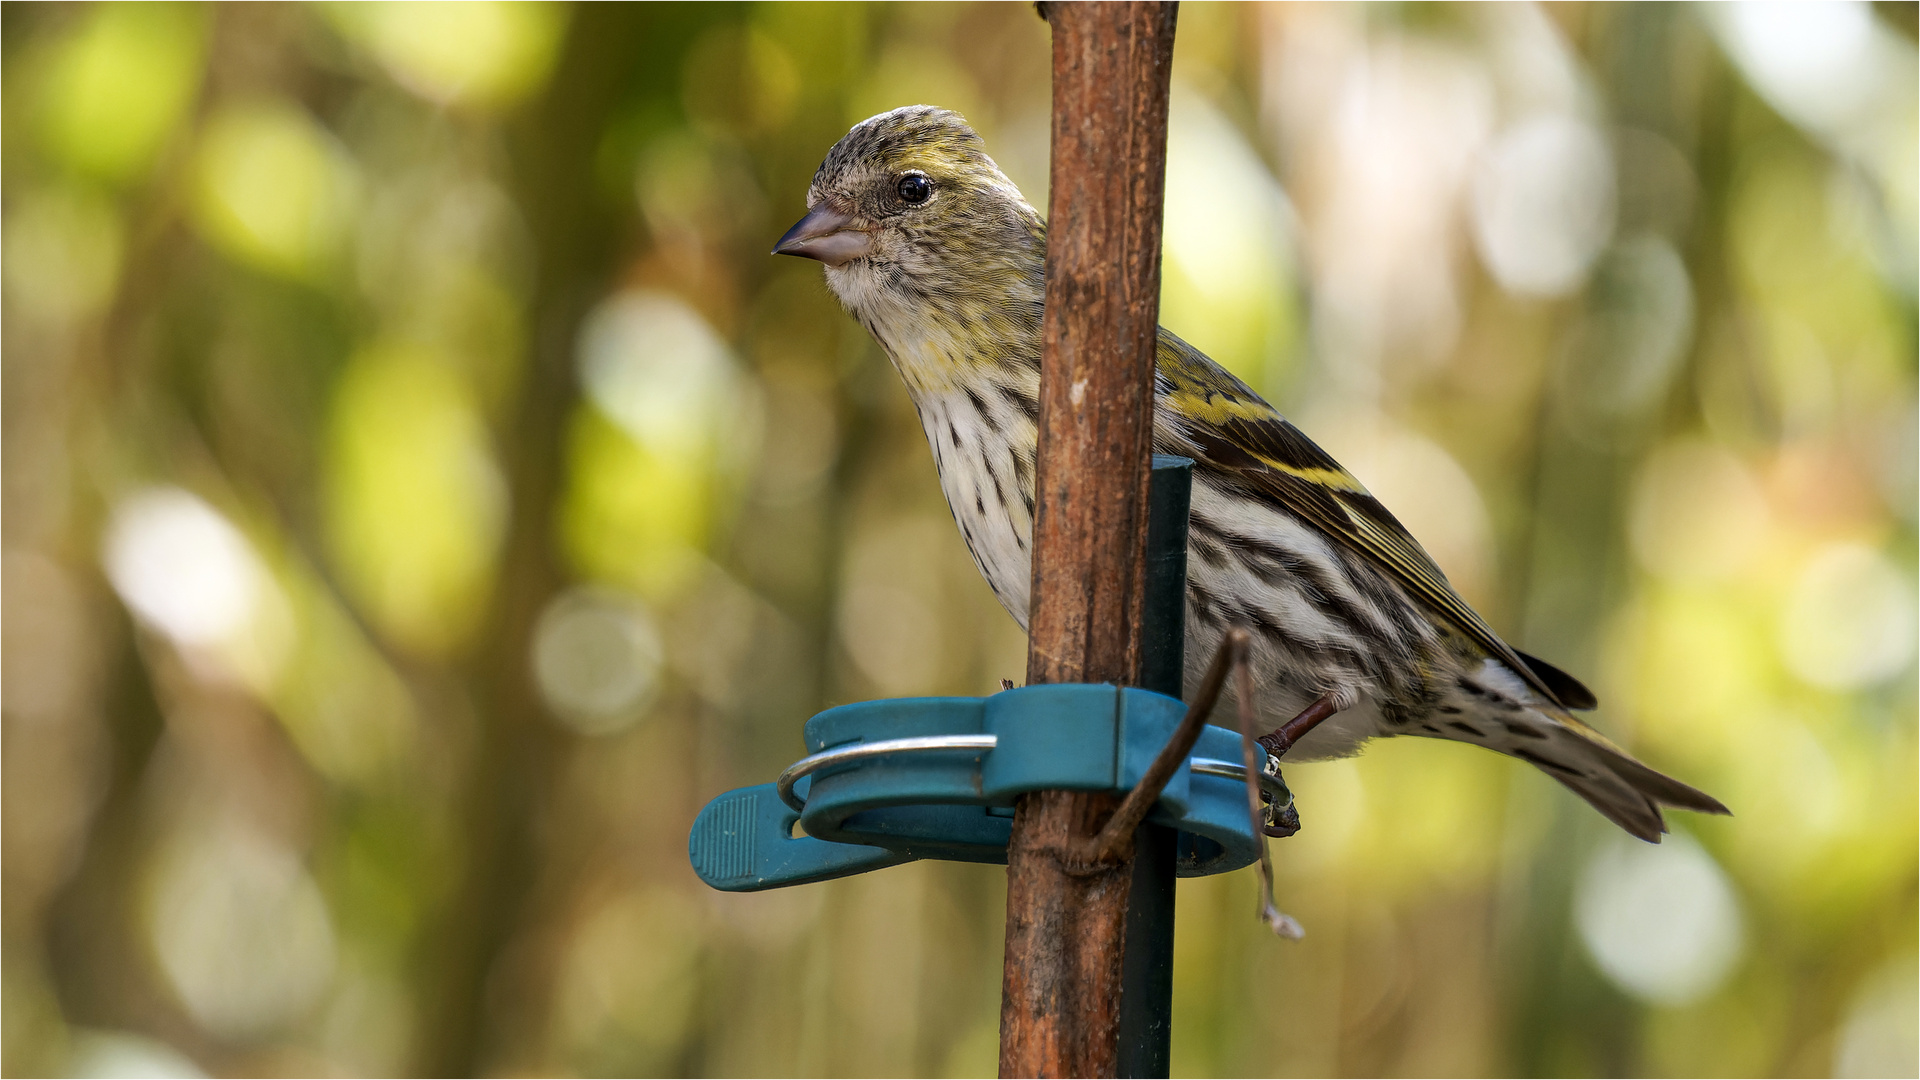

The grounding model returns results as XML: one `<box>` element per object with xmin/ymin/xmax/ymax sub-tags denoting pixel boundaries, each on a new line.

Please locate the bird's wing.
<box><xmin>1154</xmin><ymin>331</ymin><xmax>1592</xmax><ymax>712</ymax></box>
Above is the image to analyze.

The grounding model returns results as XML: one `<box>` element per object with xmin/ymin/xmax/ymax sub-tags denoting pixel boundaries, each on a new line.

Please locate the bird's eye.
<box><xmin>897</xmin><ymin>174</ymin><xmax>932</xmax><ymax>204</ymax></box>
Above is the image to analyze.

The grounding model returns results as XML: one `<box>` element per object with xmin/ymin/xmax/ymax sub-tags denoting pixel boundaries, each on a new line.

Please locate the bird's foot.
<box><xmin>1258</xmin><ymin>752</ymin><xmax>1300</xmax><ymax>838</ymax></box>
<box><xmin>1260</xmin><ymin>799</ymin><xmax>1300</xmax><ymax>838</ymax></box>
<box><xmin>1257</xmin><ymin>692</ymin><xmax>1342</xmax><ymax>759</ymax></box>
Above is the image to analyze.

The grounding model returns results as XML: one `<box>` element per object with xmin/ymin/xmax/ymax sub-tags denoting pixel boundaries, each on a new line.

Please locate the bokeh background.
<box><xmin>3</xmin><ymin>2</ymin><xmax>1915</xmax><ymax>1076</ymax></box>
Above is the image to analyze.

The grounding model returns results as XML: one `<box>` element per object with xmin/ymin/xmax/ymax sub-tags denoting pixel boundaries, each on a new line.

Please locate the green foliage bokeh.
<box><xmin>2</xmin><ymin>3</ymin><xmax>1914</xmax><ymax>1077</ymax></box>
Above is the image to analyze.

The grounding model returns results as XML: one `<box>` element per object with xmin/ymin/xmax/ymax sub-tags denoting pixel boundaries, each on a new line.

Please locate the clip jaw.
<box><xmin>688</xmin><ymin>684</ymin><xmax>1294</xmax><ymax>892</ymax></box>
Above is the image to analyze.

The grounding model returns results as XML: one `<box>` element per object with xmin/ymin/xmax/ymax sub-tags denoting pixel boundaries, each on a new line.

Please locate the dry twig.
<box><xmin>1232</xmin><ymin>640</ymin><xmax>1304</xmax><ymax>939</ymax></box>
<box><xmin>1076</xmin><ymin>629</ymin><xmax>1245</xmax><ymax>866</ymax></box>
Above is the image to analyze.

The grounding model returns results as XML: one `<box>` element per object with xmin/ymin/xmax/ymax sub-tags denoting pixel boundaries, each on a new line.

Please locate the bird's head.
<box><xmin>774</xmin><ymin>106</ymin><xmax>1044</xmax><ymax>329</ymax></box>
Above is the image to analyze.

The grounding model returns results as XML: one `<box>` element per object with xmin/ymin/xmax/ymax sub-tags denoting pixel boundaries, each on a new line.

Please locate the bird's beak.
<box><xmin>772</xmin><ymin>205</ymin><xmax>873</xmax><ymax>267</ymax></box>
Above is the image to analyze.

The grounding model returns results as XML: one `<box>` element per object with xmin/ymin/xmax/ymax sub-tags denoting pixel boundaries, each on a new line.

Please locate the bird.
<box><xmin>773</xmin><ymin>105</ymin><xmax>1727</xmax><ymax>842</ymax></box>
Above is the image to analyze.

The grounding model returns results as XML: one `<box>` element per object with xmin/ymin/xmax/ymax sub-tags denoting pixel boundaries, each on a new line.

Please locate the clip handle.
<box><xmin>689</xmin><ymin>784</ymin><xmax>908</xmax><ymax>892</ymax></box>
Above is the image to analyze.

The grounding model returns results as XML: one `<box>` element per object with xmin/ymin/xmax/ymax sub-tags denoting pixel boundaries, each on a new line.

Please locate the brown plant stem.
<box><xmin>998</xmin><ymin>3</ymin><xmax>1179</xmax><ymax>1077</ymax></box>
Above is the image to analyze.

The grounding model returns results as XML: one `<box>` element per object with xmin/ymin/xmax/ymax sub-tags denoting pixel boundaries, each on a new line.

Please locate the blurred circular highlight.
<box><xmin>103</xmin><ymin>487</ymin><xmax>264</xmax><ymax>650</ymax></box>
<box><xmin>332</xmin><ymin>2</ymin><xmax>567</xmax><ymax>110</ymax></box>
<box><xmin>579</xmin><ymin>289</ymin><xmax>745</xmax><ymax>459</ymax></box>
<box><xmin>67</xmin><ymin>1030</ymin><xmax>205</xmax><ymax>1079</ymax></box>
<box><xmin>1834</xmin><ymin>955</ymin><xmax>1920</xmax><ymax>1077</ymax></box>
<box><xmin>191</xmin><ymin>99</ymin><xmax>356</xmax><ymax>279</ymax></box>
<box><xmin>1472</xmin><ymin>115</ymin><xmax>1616</xmax><ymax>297</ymax></box>
<box><xmin>533</xmin><ymin>588</ymin><xmax>664</xmax><ymax>736</ymax></box>
<box><xmin>1553</xmin><ymin>234</ymin><xmax>1695</xmax><ymax>440</ymax></box>
<box><xmin>3</xmin><ymin>188</ymin><xmax>124</xmax><ymax>325</ymax></box>
<box><xmin>1629</xmin><ymin>440</ymin><xmax>1770</xmax><ymax>583</ymax></box>
<box><xmin>1713</xmin><ymin>1</ymin><xmax>1886</xmax><ymax>134</ymax></box>
<box><xmin>1575</xmin><ymin>833</ymin><xmax>1745</xmax><ymax>1006</ymax></box>
<box><xmin>146</xmin><ymin>823</ymin><xmax>337</xmax><ymax>1041</ymax></box>
<box><xmin>1779</xmin><ymin>542</ymin><xmax>1915</xmax><ymax>690</ymax></box>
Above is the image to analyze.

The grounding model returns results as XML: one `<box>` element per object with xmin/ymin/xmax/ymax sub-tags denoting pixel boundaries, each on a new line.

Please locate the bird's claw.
<box><xmin>1261</xmin><ymin>809</ymin><xmax>1300</xmax><ymax>839</ymax></box>
<box><xmin>1258</xmin><ymin>750</ymin><xmax>1300</xmax><ymax>838</ymax></box>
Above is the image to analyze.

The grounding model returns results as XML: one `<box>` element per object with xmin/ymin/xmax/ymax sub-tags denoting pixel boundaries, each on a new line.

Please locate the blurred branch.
<box><xmin>412</xmin><ymin>6</ymin><xmax>656</xmax><ymax>1074</ymax></box>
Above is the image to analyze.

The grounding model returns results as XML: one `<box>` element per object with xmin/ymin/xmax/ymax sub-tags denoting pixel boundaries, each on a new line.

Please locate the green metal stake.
<box><xmin>1119</xmin><ymin>454</ymin><xmax>1193</xmax><ymax>1078</ymax></box>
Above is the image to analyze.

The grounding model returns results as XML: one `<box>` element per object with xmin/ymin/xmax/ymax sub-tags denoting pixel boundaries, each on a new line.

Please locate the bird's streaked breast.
<box><xmin>914</xmin><ymin>387</ymin><xmax>1039</xmax><ymax>627</ymax></box>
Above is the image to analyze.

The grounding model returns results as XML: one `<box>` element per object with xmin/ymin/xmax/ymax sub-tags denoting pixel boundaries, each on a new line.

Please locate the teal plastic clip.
<box><xmin>688</xmin><ymin>683</ymin><xmax>1290</xmax><ymax>892</ymax></box>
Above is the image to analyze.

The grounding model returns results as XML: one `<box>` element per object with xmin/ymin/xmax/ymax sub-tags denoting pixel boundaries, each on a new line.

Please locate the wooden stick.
<box><xmin>1000</xmin><ymin>4</ymin><xmax>1178</xmax><ymax>1077</ymax></box>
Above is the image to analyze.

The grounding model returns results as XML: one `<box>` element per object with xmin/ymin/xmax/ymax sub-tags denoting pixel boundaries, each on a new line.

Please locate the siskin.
<box><xmin>775</xmin><ymin>106</ymin><xmax>1727</xmax><ymax>842</ymax></box>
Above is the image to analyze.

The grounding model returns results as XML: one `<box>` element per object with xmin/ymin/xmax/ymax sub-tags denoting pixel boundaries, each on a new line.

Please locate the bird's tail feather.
<box><xmin>1437</xmin><ymin>706</ymin><xmax>1730</xmax><ymax>842</ymax></box>
<box><xmin>1523</xmin><ymin>716</ymin><xmax>1728</xmax><ymax>842</ymax></box>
